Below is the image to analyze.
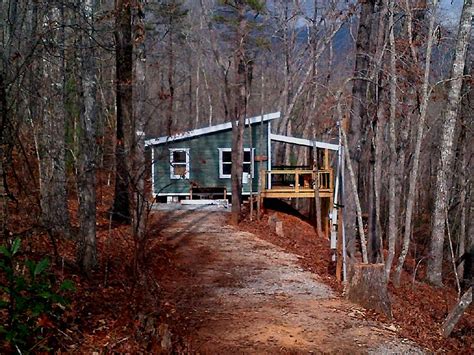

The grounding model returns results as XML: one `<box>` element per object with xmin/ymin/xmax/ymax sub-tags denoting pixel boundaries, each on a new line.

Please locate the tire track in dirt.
<box><xmin>156</xmin><ymin>209</ymin><xmax>423</xmax><ymax>354</ymax></box>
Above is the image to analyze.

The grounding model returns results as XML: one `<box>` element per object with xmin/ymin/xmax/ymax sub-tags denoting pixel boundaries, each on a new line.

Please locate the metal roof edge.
<box><xmin>145</xmin><ymin>111</ymin><xmax>280</xmax><ymax>147</ymax></box>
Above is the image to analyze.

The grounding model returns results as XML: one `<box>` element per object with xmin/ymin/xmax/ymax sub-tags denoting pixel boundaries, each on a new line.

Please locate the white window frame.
<box><xmin>169</xmin><ymin>148</ymin><xmax>190</xmax><ymax>179</ymax></box>
<box><xmin>218</xmin><ymin>148</ymin><xmax>254</xmax><ymax>179</ymax></box>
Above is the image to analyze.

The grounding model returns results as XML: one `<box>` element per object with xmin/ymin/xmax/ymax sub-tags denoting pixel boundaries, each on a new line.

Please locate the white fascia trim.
<box><xmin>145</xmin><ymin>111</ymin><xmax>281</xmax><ymax>147</ymax></box>
<box><xmin>155</xmin><ymin>192</ymin><xmax>251</xmax><ymax>196</ymax></box>
<box><xmin>269</xmin><ymin>133</ymin><xmax>340</xmax><ymax>151</ymax></box>
<box><xmin>155</xmin><ymin>192</ymin><xmax>191</xmax><ymax>196</ymax></box>
<box><xmin>169</xmin><ymin>148</ymin><xmax>190</xmax><ymax>179</ymax></box>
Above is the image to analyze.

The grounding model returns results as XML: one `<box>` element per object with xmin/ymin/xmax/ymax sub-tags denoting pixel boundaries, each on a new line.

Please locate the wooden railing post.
<box><xmin>324</xmin><ymin>149</ymin><xmax>329</xmax><ymax>170</ymax></box>
<box><xmin>295</xmin><ymin>170</ymin><xmax>299</xmax><ymax>193</ymax></box>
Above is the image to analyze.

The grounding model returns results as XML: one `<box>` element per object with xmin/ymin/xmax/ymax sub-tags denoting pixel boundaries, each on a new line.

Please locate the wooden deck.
<box><xmin>259</xmin><ymin>169</ymin><xmax>333</xmax><ymax>199</ymax></box>
<box><xmin>257</xmin><ymin>168</ymin><xmax>334</xmax><ymax>235</ymax></box>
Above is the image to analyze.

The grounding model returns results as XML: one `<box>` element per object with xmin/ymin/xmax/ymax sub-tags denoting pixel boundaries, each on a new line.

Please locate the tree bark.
<box><xmin>131</xmin><ymin>0</ymin><xmax>147</xmax><ymax>275</ymax></box>
<box><xmin>77</xmin><ymin>0</ymin><xmax>98</xmax><ymax>273</ymax></box>
<box><xmin>0</xmin><ymin>72</ymin><xmax>7</xmax><ymax>241</ymax></box>
<box><xmin>457</xmin><ymin>127</ymin><xmax>467</xmax><ymax>279</ymax></box>
<box><xmin>393</xmin><ymin>0</ymin><xmax>439</xmax><ymax>287</ymax></box>
<box><xmin>231</xmin><ymin>1</ymin><xmax>247</xmax><ymax>224</ymax></box>
<box><xmin>441</xmin><ymin>287</ymin><xmax>472</xmax><ymax>337</ymax></box>
<box><xmin>346</xmin><ymin>263</ymin><xmax>392</xmax><ymax>318</ymax></box>
<box><xmin>344</xmin><ymin>0</ymin><xmax>376</xmax><ymax>259</ymax></box>
<box><xmin>38</xmin><ymin>2</ymin><xmax>71</xmax><ymax>238</ymax></box>
<box><xmin>112</xmin><ymin>0</ymin><xmax>132</xmax><ymax>223</ymax></box>
<box><xmin>340</xmin><ymin>106</ymin><xmax>368</xmax><ymax>264</ymax></box>
<box><xmin>385</xmin><ymin>0</ymin><xmax>398</xmax><ymax>279</ymax></box>
<box><xmin>427</xmin><ymin>0</ymin><xmax>473</xmax><ymax>286</ymax></box>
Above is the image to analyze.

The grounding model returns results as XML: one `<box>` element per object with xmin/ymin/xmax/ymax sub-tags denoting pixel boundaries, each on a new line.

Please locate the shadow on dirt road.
<box><xmin>154</xmin><ymin>209</ymin><xmax>424</xmax><ymax>354</ymax></box>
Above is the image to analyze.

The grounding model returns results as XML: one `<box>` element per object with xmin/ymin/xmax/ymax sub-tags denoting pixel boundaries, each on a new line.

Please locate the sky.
<box><xmin>266</xmin><ymin>0</ymin><xmax>466</xmax><ymax>29</ymax></box>
<box><xmin>439</xmin><ymin>0</ymin><xmax>464</xmax><ymax>26</ymax></box>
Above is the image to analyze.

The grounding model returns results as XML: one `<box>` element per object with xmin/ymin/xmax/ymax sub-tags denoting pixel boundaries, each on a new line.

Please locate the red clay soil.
<box><xmin>238</xmin><ymin>208</ymin><xmax>473</xmax><ymax>353</ymax></box>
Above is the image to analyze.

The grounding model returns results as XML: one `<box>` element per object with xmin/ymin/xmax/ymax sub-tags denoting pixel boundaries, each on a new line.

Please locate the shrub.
<box><xmin>0</xmin><ymin>238</ymin><xmax>74</xmax><ymax>352</ymax></box>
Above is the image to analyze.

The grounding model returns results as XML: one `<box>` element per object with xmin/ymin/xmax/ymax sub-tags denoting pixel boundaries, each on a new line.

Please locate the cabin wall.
<box><xmin>152</xmin><ymin>122</ymin><xmax>269</xmax><ymax>196</ymax></box>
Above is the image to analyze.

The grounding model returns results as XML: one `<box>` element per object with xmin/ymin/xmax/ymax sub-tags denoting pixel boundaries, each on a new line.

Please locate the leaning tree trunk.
<box><xmin>427</xmin><ymin>0</ymin><xmax>473</xmax><ymax>286</ymax></box>
<box><xmin>393</xmin><ymin>0</ymin><xmax>439</xmax><ymax>287</ymax></box>
<box><xmin>112</xmin><ymin>0</ymin><xmax>132</xmax><ymax>223</ymax></box>
<box><xmin>38</xmin><ymin>3</ymin><xmax>71</xmax><ymax>238</ymax></box>
<box><xmin>442</xmin><ymin>286</ymin><xmax>472</xmax><ymax>337</ymax></box>
<box><xmin>77</xmin><ymin>0</ymin><xmax>98</xmax><ymax>273</ymax></box>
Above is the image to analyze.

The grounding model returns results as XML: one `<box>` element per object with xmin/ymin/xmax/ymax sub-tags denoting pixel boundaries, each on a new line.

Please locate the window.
<box><xmin>218</xmin><ymin>148</ymin><xmax>254</xmax><ymax>179</ymax></box>
<box><xmin>170</xmin><ymin>148</ymin><xmax>189</xmax><ymax>179</ymax></box>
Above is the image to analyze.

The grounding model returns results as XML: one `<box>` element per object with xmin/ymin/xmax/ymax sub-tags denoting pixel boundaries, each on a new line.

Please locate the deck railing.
<box><xmin>259</xmin><ymin>169</ymin><xmax>333</xmax><ymax>196</ymax></box>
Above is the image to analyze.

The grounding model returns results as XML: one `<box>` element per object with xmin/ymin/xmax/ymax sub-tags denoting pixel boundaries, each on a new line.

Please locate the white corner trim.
<box><xmin>151</xmin><ymin>147</ymin><xmax>155</xmax><ymax>195</ymax></box>
<box><xmin>145</xmin><ymin>111</ymin><xmax>280</xmax><ymax>147</ymax></box>
<box><xmin>267</xmin><ymin>121</ymin><xmax>272</xmax><ymax>189</ymax></box>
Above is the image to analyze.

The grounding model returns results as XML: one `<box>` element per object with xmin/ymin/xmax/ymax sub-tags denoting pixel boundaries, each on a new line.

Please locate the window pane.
<box><xmin>173</xmin><ymin>151</ymin><xmax>186</xmax><ymax>163</ymax></box>
<box><xmin>222</xmin><ymin>151</ymin><xmax>232</xmax><ymax>163</ymax></box>
<box><xmin>243</xmin><ymin>163</ymin><xmax>251</xmax><ymax>173</ymax></box>
<box><xmin>173</xmin><ymin>165</ymin><xmax>186</xmax><ymax>177</ymax></box>
<box><xmin>223</xmin><ymin>163</ymin><xmax>232</xmax><ymax>175</ymax></box>
<box><xmin>244</xmin><ymin>151</ymin><xmax>251</xmax><ymax>163</ymax></box>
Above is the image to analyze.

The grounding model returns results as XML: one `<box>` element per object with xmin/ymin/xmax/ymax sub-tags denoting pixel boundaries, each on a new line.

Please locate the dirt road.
<box><xmin>155</xmin><ymin>208</ymin><xmax>423</xmax><ymax>354</ymax></box>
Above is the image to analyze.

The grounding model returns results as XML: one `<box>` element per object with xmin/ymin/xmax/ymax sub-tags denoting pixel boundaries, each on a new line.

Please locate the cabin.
<box><xmin>145</xmin><ymin>111</ymin><xmax>342</xmax><ymax>235</ymax></box>
<box><xmin>145</xmin><ymin>112</ymin><xmax>279</xmax><ymax>201</ymax></box>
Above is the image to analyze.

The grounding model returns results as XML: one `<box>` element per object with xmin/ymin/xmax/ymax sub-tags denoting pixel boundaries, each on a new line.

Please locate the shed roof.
<box><xmin>145</xmin><ymin>112</ymin><xmax>280</xmax><ymax>147</ymax></box>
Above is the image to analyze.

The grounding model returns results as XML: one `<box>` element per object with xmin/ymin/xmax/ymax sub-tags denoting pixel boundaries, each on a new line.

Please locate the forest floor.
<box><xmin>152</xmin><ymin>207</ymin><xmax>423</xmax><ymax>353</ymax></box>
<box><xmin>3</xmin><ymin>185</ymin><xmax>473</xmax><ymax>352</ymax></box>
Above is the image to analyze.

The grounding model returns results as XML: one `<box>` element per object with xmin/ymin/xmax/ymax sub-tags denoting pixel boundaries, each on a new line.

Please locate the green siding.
<box><xmin>152</xmin><ymin>122</ymin><xmax>269</xmax><ymax>196</ymax></box>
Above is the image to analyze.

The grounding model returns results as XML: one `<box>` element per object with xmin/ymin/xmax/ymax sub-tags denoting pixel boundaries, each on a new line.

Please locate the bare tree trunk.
<box><xmin>457</xmin><ymin>58</ymin><xmax>471</xmax><ymax>279</ymax></box>
<box><xmin>366</xmin><ymin>0</ymin><xmax>388</xmax><ymax>265</ymax></box>
<box><xmin>0</xmin><ymin>2</ymin><xmax>11</xmax><ymax>239</ymax></box>
<box><xmin>167</xmin><ymin>21</ymin><xmax>174</xmax><ymax>135</ymax></box>
<box><xmin>131</xmin><ymin>0</ymin><xmax>147</xmax><ymax>276</ymax></box>
<box><xmin>231</xmin><ymin>1</ymin><xmax>247</xmax><ymax>225</ymax></box>
<box><xmin>0</xmin><ymin>72</ymin><xmax>7</xmax><ymax>241</ymax></box>
<box><xmin>427</xmin><ymin>0</ymin><xmax>473</xmax><ymax>286</ymax></box>
<box><xmin>441</xmin><ymin>287</ymin><xmax>472</xmax><ymax>338</ymax></box>
<box><xmin>385</xmin><ymin>0</ymin><xmax>398</xmax><ymax>279</ymax></box>
<box><xmin>344</xmin><ymin>0</ymin><xmax>376</xmax><ymax>259</ymax></box>
<box><xmin>39</xmin><ymin>3</ymin><xmax>70</xmax><ymax>238</ymax></box>
<box><xmin>457</xmin><ymin>125</ymin><xmax>467</xmax><ymax>279</ymax></box>
<box><xmin>339</xmin><ymin>101</ymin><xmax>368</xmax><ymax>264</ymax></box>
<box><xmin>393</xmin><ymin>0</ymin><xmax>438</xmax><ymax>287</ymax></box>
<box><xmin>203</xmin><ymin>67</ymin><xmax>213</xmax><ymax>126</ymax></box>
<box><xmin>77</xmin><ymin>0</ymin><xmax>98</xmax><ymax>273</ymax></box>
<box><xmin>195</xmin><ymin>58</ymin><xmax>200</xmax><ymax>128</ymax></box>
<box><xmin>112</xmin><ymin>0</ymin><xmax>132</xmax><ymax>223</ymax></box>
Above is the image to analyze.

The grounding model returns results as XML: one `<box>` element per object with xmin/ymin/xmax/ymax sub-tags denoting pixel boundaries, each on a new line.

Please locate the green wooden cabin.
<box><xmin>145</xmin><ymin>112</ymin><xmax>279</xmax><ymax>201</ymax></box>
